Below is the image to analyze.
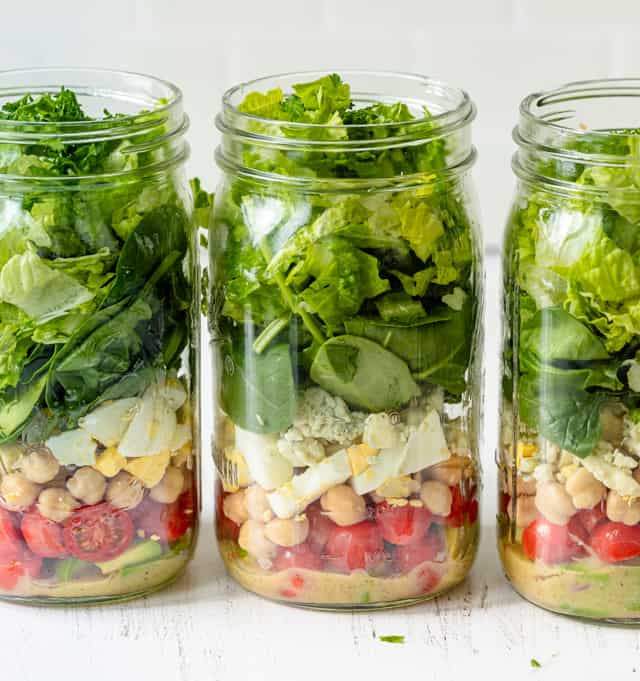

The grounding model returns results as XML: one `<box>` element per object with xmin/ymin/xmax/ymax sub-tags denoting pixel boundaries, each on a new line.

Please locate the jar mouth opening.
<box><xmin>517</xmin><ymin>78</ymin><xmax>640</xmax><ymax>164</ymax></box>
<box><xmin>220</xmin><ymin>69</ymin><xmax>474</xmax><ymax>144</ymax></box>
<box><xmin>0</xmin><ymin>67</ymin><xmax>189</xmax><ymax>183</ymax></box>
<box><xmin>0</xmin><ymin>67</ymin><xmax>183</xmax><ymax>134</ymax></box>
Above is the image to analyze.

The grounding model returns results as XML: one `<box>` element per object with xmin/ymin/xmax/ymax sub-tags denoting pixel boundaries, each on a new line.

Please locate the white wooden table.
<box><xmin>4</xmin><ymin>255</ymin><xmax>639</xmax><ymax>681</ymax></box>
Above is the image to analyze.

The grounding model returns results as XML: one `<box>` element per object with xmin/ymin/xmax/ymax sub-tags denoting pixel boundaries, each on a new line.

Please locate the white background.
<box><xmin>3</xmin><ymin>2</ymin><xmax>640</xmax><ymax>679</ymax></box>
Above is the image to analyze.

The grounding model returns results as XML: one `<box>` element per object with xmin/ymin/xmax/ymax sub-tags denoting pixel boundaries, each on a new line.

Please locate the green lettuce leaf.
<box><xmin>298</xmin><ymin>237</ymin><xmax>389</xmax><ymax>330</ymax></box>
<box><xmin>0</xmin><ymin>250</ymin><xmax>94</xmax><ymax>322</ymax></box>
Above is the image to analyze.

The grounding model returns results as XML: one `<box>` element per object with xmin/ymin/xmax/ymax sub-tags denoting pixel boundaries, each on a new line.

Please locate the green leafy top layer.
<box><xmin>234</xmin><ymin>74</ymin><xmax>447</xmax><ymax>180</ymax></box>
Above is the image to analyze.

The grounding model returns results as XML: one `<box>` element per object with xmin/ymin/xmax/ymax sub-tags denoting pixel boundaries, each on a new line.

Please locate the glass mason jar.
<box><xmin>210</xmin><ymin>71</ymin><xmax>482</xmax><ymax>609</ymax></box>
<box><xmin>0</xmin><ymin>68</ymin><xmax>200</xmax><ymax>604</ymax></box>
<box><xmin>499</xmin><ymin>79</ymin><xmax>640</xmax><ymax>621</ymax></box>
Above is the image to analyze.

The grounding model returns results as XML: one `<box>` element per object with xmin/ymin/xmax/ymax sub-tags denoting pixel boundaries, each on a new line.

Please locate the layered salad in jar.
<box><xmin>212</xmin><ymin>74</ymin><xmax>481</xmax><ymax>607</ymax></box>
<box><xmin>0</xmin><ymin>87</ymin><xmax>198</xmax><ymax>602</ymax></box>
<box><xmin>500</xmin><ymin>126</ymin><xmax>640</xmax><ymax>619</ymax></box>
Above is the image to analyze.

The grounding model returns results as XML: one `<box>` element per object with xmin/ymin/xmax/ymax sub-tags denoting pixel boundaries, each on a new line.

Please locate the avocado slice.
<box><xmin>95</xmin><ymin>540</ymin><xmax>163</xmax><ymax>575</ymax></box>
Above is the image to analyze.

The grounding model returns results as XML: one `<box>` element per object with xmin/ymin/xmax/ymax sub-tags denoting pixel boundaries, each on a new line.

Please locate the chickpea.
<box><xmin>565</xmin><ymin>467</ymin><xmax>606</xmax><ymax>510</ymax></box>
<box><xmin>0</xmin><ymin>472</ymin><xmax>40</xmax><ymax>511</ymax></box>
<box><xmin>223</xmin><ymin>489</ymin><xmax>249</xmax><ymax>526</ymax></box>
<box><xmin>534</xmin><ymin>480</ymin><xmax>576</xmax><ymax>525</ymax></box>
<box><xmin>320</xmin><ymin>485</ymin><xmax>367</xmax><ymax>526</ymax></box>
<box><xmin>105</xmin><ymin>471</ymin><xmax>144</xmax><ymax>510</ymax></box>
<box><xmin>606</xmin><ymin>491</ymin><xmax>640</xmax><ymax>526</ymax></box>
<box><xmin>20</xmin><ymin>449</ymin><xmax>59</xmax><ymax>484</ymax></box>
<box><xmin>245</xmin><ymin>485</ymin><xmax>272</xmax><ymax>522</ymax></box>
<box><xmin>150</xmin><ymin>467</ymin><xmax>184</xmax><ymax>504</ymax></box>
<box><xmin>507</xmin><ymin>495</ymin><xmax>539</xmax><ymax>528</ymax></box>
<box><xmin>420</xmin><ymin>480</ymin><xmax>453</xmax><ymax>517</ymax></box>
<box><xmin>238</xmin><ymin>519</ymin><xmax>278</xmax><ymax>563</ymax></box>
<box><xmin>37</xmin><ymin>488</ymin><xmax>80</xmax><ymax>522</ymax></box>
<box><xmin>264</xmin><ymin>517</ymin><xmax>309</xmax><ymax>547</ymax></box>
<box><xmin>425</xmin><ymin>455</ymin><xmax>466</xmax><ymax>487</ymax></box>
<box><xmin>66</xmin><ymin>467</ymin><xmax>106</xmax><ymax>505</ymax></box>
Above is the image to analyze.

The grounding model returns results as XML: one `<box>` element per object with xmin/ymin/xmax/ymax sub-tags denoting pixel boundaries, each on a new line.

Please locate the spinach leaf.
<box><xmin>517</xmin><ymin>306</ymin><xmax>625</xmax><ymax>456</ymax></box>
<box><xmin>519</xmin><ymin>370</ymin><xmax>608</xmax><ymax>457</ymax></box>
<box><xmin>105</xmin><ymin>204</ymin><xmax>188</xmax><ymax>306</ymax></box>
<box><xmin>220</xmin><ymin>339</ymin><xmax>296</xmax><ymax>434</ymax></box>
<box><xmin>0</xmin><ymin>372</ymin><xmax>48</xmax><ymax>442</ymax></box>
<box><xmin>520</xmin><ymin>306</ymin><xmax>610</xmax><ymax>365</ymax></box>
<box><xmin>310</xmin><ymin>335</ymin><xmax>420</xmax><ymax>411</ymax></box>
<box><xmin>48</xmin><ymin>297</ymin><xmax>154</xmax><ymax>406</ymax></box>
<box><xmin>374</xmin><ymin>292</ymin><xmax>426</xmax><ymax>324</ymax></box>
<box><xmin>344</xmin><ymin>303</ymin><xmax>471</xmax><ymax>396</ymax></box>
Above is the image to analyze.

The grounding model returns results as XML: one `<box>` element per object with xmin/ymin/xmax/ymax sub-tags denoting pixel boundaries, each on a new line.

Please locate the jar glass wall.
<box><xmin>0</xmin><ymin>69</ymin><xmax>200</xmax><ymax>604</ymax></box>
<box><xmin>211</xmin><ymin>71</ymin><xmax>482</xmax><ymax>609</ymax></box>
<box><xmin>499</xmin><ymin>79</ymin><xmax>640</xmax><ymax>621</ymax></box>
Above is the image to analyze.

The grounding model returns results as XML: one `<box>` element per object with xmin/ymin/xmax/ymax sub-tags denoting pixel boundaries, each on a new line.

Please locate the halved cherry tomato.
<box><xmin>21</xmin><ymin>512</ymin><xmax>67</xmax><ymax>558</ymax></box>
<box><xmin>130</xmin><ymin>498</ymin><xmax>174</xmax><ymax>543</ymax></box>
<box><xmin>376</xmin><ymin>501</ymin><xmax>432</xmax><ymax>545</ymax></box>
<box><xmin>131</xmin><ymin>491</ymin><xmax>195</xmax><ymax>544</ymax></box>
<box><xmin>573</xmin><ymin>505</ymin><xmax>606</xmax><ymax>535</ymax></box>
<box><xmin>274</xmin><ymin>543</ymin><xmax>323</xmax><ymax>571</ymax></box>
<box><xmin>306</xmin><ymin>503</ymin><xmax>335</xmax><ymax>552</ymax></box>
<box><xmin>167</xmin><ymin>490</ymin><xmax>195</xmax><ymax>543</ymax></box>
<box><xmin>0</xmin><ymin>509</ymin><xmax>23</xmax><ymax>561</ymax></box>
<box><xmin>590</xmin><ymin>522</ymin><xmax>640</xmax><ymax>563</ymax></box>
<box><xmin>0</xmin><ymin>552</ymin><xmax>42</xmax><ymax>591</ymax></box>
<box><xmin>522</xmin><ymin>517</ymin><xmax>583</xmax><ymax>564</ymax></box>
<box><xmin>416</xmin><ymin>565</ymin><xmax>441</xmax><ymax>594</ymax></box>
<box><xmin>63</xmin><ymin>503</ymin><xmax>133</xmax><ymax>562</ymax></box>
<box><xmin>326</xmin><ymin>521</ymin><xmax>384</xmax><ymax>572</ymax></box>
<box><xmin>394</xmin><ymin>528</ymin><xmax>445</xmax><ymax>573</ymax></box>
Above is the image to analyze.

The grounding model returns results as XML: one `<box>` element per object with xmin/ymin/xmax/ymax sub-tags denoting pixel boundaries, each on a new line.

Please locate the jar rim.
<box><xmin>221</xmin><ymin>69</ymin><xmax>474</xmax><ymax>138</ymax></box>
<box><xmin>517</xmin><ymin>78</ymin><xmax>640</xmax><ymax>164</ymax></box>
<box><xmin>0</xmin><ymin>67</ymin><xmax>182</xmax><ymax>134</ymax></box>
<box><xmin>0</xmin><ymin>67</ymin><xmax>189</xmax><ymax>183</ymax></box>
<box><xmin>216</xmin><ymin>70</ymin><xmax>476</xmax><ymax>187</ymax></box>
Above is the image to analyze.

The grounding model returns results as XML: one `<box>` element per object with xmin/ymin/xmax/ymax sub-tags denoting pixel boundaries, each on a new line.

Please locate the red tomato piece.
<box><xmin>573</xmin><ymin>505</ymin><xmax>606</xmax><ymax>535</ymax></box>
<box><xmin>445</xmin><ymin>487</ymin><xmax>466</xmax><ymax>528</ymax></box>
<box><xmin>394</xmin><ymin>528</ymin><xmax>445</xmax><ymax>573</ymax></box>
<box><xmin>522</xmin><ymin>517</ymin><xmax>583</xmax><ymax>564</ymax></box>
<box><xmin>306</xmin><ymin>503</ymin><xmax>335</xmax><ymax>552</ymax></box>
<box><xmin>417</xmin><ymin>565</ymin><xmax>441</xmax><ymax>594</ymax></box>
<box><xmin>467</xmin><ymin>498</ymin><xmax>479</xmax><ymax>525</ymax></box>
<box><xmin>326</xmin><ymin>521</ymin><xmax>384</xmax><ymax>572</ymax></box>
<box><xmin>63</xmin><ymin>503</ymin><xmax>133</xmax><ymax>562</ymax></box>
<box><xmin>0</xmin><ymin>559</ymin><xmax>24</xmax><ymax>591</ymax></box>
<box><xmin>131</xmin><ymin>491</ymin><xmax>195</xmax><ymax>544</ymax></box>
<box><xmin>590</xmin><ymin>522</ymin><xmax>640</xmax><ymax>563</ymax></box>
<box><xmin>0</xmin><ymin>552</ymin><xmax>42</xmax><ymax>592</ymax></box>
<box><xmin>273</xmin><ymin>543</ymin><xmax>323</xmax><ymax>571</ymax></box>
<box><xmin>167</xmin><ymin>490</ymin><xmax>195</xmax><ymax>543</ymax></box>
<box><xmin>0</xmin><ymin>508</ymin><xmax>23</xmax><ymax>561</ymax></box>
<box><xmin>21</xmin><ymin>512</ymin><xmax>67</xmax><ymax>558</ymax></box>
<box><xmin>376</xmin><ymin>502</ymin><xmax>432</xmax><ymax>546</ymax></box>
